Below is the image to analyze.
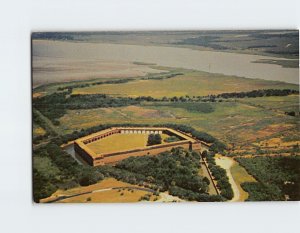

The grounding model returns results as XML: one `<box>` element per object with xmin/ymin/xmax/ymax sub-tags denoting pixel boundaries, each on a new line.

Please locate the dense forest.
<box><xmin>236</xmin><ymin>156</ymin><xmax>300</xmax><ymax>201</ymax></box>
<box><xmin>113</xmin><ymin>147</ymin><xmax>223</xmax><ymax>202</ymax></box>
<box><xmin>33</xmin><ymin>143</ymin><xmax>104</xmax><ymax>202</ymax></box>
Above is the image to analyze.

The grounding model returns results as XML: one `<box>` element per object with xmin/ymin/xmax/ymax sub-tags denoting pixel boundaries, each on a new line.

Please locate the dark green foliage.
<box><xmin>33</xmin><ymin>93</ymin><xmax>140</xmax><ymax>123</ymax></box>
<box><xmin>115</xmin><ymin>148</ymin><xmax>209</xmax><ymax>195</ymax></box>
<box><xmin>141</xmin><ymin>72</ymin><xmax>183</xmax><ymax>80</ymax></box>
<box><xmin>147</xmin><ymin>134</ymin><xmax>162</xmax><ymax>146</ymax></box>
<box><xmin>285</xmin><ymin>111</ymin><xmax>296</xmax><ymax>117</ymax></box>
<box><xmin>241</xmin><ymin>182</ymin><xmax>283</xmax><ymax>201</ymax></box>
<box><xmin>216</xmin><ymin>89</ymin><xmax>299</xmax><ymax>99</ymax></box>
<box><xmin>206</xmin><ymin>154</ymin><xmax>234</xmax><ymax>200</ymax></box>
<box><xmin>33</xmin><ymin>168</ymin><xmax>57</xmax><ymax>203</ymax></box>
<box><xmin>57</xmin><ymin>78</ymin><xmax>134</xmax><ymax>92</ymax></box>
<box><xmin>236</xmin><ymin>156</ymin><xmax>300</xmax><ymax>201</ymax></box>
<box><xmin>32</xmin><ymin>143</ymin><xmax>104</xmax><ymax>202</ymax></box>
<box><xmin>169</xmin><ymin>186</ymin><xmax>223</xmax><ymax>202</ymax></box>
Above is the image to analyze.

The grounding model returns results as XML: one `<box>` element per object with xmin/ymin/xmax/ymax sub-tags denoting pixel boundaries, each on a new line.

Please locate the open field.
<box><xmin>58</xmin><ymin>99</ymin><xmax>298</xmax><ymax>148</ymax></box>
<box><xmin>72</xmin><ymin>71</ymin><xmax>298</xmax><ymax>97</ymax></box>
<box><xmin>237</xmin><ymin>95</ymin><xmax>299</xmax><ymax>113</ymax></box>
<box><xmin>86</xmin><ymin>133</ymin><xmax>170</xmax><ymax>154</ymax></box>
<box><xmin>41</xmin><ymin>178</ymin><xmax>158</xmax><ymax>203</ymax></box>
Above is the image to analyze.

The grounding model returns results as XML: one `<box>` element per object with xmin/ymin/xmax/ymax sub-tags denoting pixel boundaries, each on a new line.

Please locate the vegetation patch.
<box><xmin>113</xmin><ymin>148</ymin><xmax>223</xmax><ymax>202</ymax></box>
<box><xmin>205</xmin><ymin>153</ymin><xmax>234</xmax><ymax>200</ymax></box>
<box><xmin>147</xmin><ymin>134</ymin><xmax>162</xmax><ymax>146</ymax></box>
<box><xmin>236</xmin><ymin>156</ymin><xmax>300</xmax><ymax>201</ymax></box>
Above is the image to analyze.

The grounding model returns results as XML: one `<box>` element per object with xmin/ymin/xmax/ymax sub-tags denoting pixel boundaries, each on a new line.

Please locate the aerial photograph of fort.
<box><xmin>32</xmin><ymin>30</ymin><xmax>299</xmax><ymax>203</ymax></box>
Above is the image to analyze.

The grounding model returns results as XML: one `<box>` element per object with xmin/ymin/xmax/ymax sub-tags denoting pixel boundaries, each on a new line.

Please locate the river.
<box><xmin>33</xmin><ymin>40</ymin><xmax>299</xmax><ymax>84</ymax></box>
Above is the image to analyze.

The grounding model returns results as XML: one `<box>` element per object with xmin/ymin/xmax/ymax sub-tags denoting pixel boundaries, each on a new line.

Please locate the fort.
<box><xmin>74</xmin><ymin>127</ymin><xmax>201</xmax><ymax>166</ymax></box>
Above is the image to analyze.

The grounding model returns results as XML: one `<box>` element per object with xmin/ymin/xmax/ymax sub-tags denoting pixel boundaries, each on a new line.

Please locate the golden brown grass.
<box><xmin>41</xmin><ymin>178</ymin><xmax>159</xmax><ymax>203</ymax></box>
<box><xmin>58</xmin><ymin>189</ymin><xmax>157</xmax><ymax>203</ymax></box>
<box><xmin>72</xmin><ymin>71</ymin><xmax>297</xmax><ymax>98</ymax></box>
<box><xmin>33</xmin><ymin>125</ymin><xmax>46</xmax><ymax>136</ymax></box>
<box><xmin>86</xmin><ymin>133</ymin><xmax>170</xmax><ymax>154</ymax></box>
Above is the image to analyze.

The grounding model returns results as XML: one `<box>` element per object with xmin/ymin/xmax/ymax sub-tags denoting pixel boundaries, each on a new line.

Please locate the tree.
<box><xmin>147</xmin><ymin>134</ymin><xmax>162</xmax><ymax>146</ymax></box>
<box><xmin>201</xmin><ymin>150</ymin><xmax>208</xmax><ymax>158</ymax></box>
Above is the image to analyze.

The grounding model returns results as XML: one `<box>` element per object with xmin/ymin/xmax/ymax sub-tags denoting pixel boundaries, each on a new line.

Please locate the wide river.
<box><xmin>33</xmin><ymin>40</ymin><xmax>299</xmax><ymax>84</ymax></box>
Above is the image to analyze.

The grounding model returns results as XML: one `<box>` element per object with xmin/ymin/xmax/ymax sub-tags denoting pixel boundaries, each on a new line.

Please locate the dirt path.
<box><xmin>215</xmin><ymin>156</ymin><xmax>240</xmax><ymax>202</ymax></box>
<box><xmin>156</xmin><ymin>193</ymin><xmax>185</xmax><ymax>203</ymax></box>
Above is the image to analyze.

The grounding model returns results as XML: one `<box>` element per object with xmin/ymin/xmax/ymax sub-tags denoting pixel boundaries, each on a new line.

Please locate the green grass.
<box><xmin>230</xmin><ymin>161</ymin><xmax>257</xmax><ymax>201</ymax></box>
<box><xmin>58</xmin><ymin>98</ymin><xmax>298</xmax><ymax>147</ymax></box>
<box><xmin>72</xmin><ymin>71</ymin><xmax>298</xmax><ymax>98</ymax></box>
<box><xmin>238</xmin><ymin>95</ymin><xmax>299</xmax><ymax>113</ymax></box>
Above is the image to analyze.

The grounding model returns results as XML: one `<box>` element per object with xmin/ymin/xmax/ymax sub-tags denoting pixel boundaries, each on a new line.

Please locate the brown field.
<box><xmin>58</xmin><ymin>189</ymin><xmax>156</xmax><ymax>203</ymax></box>
<box><xmin>41</xmin><ymin>178</ymin><xmax>158</xmax><ymax>203</ymax></box>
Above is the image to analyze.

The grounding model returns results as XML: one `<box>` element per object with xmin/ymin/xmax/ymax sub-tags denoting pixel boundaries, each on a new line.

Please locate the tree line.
<box><xmin>204</xmin><ymin>151</ymin><xmax>234</xmax><ymax>200</ymax></box>
<box><xmin>215</xmin><ymin>89</ymin><xmax>298</xmax><ymax>99</ymax></box>
<box><xmin>33</xmin><ymin>88</ymin><xmax>298</xmax><ymax>125</ymax></box>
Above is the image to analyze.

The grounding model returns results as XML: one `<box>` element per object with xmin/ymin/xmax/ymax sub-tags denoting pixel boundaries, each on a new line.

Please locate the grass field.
<box><xmin>230</xmin><ymin>161</ymin><xmax>257</xmax><ymax>201</ymax></box>
<box><xmin>86</xmin><ymin>133</ymin><xmax>170</xmax><ymax>154</ymax></box>
<box><xmin>238</xmin><ymin>95</ymin><xmax>299</xmax><ymax>113</ymax></box>
<box><xmin>72</xmin><ymin>71</ymin><xmax>298</xmax><ymax>98</ymax></box>
<box><xmin>41</xmin><ymin>178</ymin><xmax>158</xmax><ymax>203</ymax></box>
<box><xmin>58</xmin><ymin>99</ymin><xmax>297</xmax><ymax>147</ymax></box>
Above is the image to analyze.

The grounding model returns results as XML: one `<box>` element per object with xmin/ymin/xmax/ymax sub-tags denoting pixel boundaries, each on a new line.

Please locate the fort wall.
<box><xmin>74</xmin><ymin>127</ymin><xmax>202</xmax><ymax>166</ymax></box>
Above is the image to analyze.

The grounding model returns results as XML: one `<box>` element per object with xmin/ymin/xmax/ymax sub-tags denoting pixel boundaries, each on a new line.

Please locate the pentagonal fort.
<box><xmin>74</xmin><ymin>127</ymin><xmax>201</xmax><ymax>166</ymax></box>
